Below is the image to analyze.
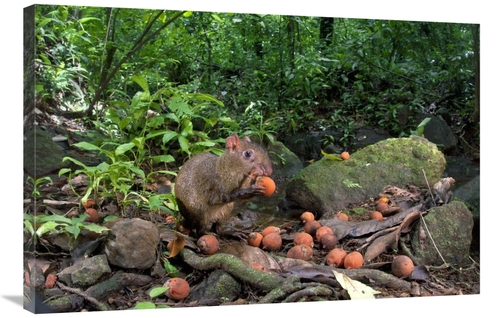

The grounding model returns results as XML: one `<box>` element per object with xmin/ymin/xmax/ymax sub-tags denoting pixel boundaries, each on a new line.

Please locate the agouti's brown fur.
<box><xmin>174</xmin><ymin>134</ymin><xmax>273</xmax><ymax>238</ymax></box>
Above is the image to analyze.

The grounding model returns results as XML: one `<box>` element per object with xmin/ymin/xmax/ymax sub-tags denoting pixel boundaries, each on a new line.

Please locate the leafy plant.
<box><xmin>26</xmin><ymin>176</ymin><xmax>54</xmax><ymax>199</ymax></box>
<box><xmin>343</xmin><ymin>179</ymin><xmax>362</xmax><ymax>188</ymax></box>
<box><xmin>23</xmin><ymin>213</ymin><xmax>109</xmax><ymax>248</ymax></box>
<box><xmin>411</xmin><ymin>117</ymin><xmax>431</xmax><ymax>136</ymax></box>
<box><xmin>241</xmin><ymin>101</ymin><xmax>277</xmax><ymax>144</ymax></box>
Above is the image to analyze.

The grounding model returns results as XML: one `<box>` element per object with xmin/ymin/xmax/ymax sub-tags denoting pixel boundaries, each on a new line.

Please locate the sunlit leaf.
<box><xmin>321</xmin><ymin>149</ymin><xmax>342</xmax><ymax>161</ymax></box>
<box><xmin>332</xmin><ymin>270</ymin><xmax>381</xmax><ymax>300</ymax></box>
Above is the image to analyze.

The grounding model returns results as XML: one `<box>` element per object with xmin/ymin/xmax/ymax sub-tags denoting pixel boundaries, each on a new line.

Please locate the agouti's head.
<box><xmin>225</xmin><ymin>134</ymin><xmax>273</xmax><ymax>178</ymax></box>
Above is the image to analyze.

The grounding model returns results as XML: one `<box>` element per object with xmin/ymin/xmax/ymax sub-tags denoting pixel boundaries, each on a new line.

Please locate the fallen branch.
<box><xmin>180</xmin><ymin>248</ymin><xmax>284</xmax><ymax>291</ymax></box>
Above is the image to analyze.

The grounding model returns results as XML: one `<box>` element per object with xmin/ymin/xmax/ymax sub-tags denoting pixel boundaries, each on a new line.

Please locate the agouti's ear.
<box><xmin>226</xmin><ymin>134</ymin><xmax>240</xmax><ymax>151</ymax></box>
<box><xmin>242</xmin><ymin>136</ymin><xmax>252</xmax><ymax>142</ymax></box>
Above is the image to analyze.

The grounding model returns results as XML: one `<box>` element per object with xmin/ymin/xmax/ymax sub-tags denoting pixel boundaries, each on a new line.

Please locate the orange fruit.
<box><xmin>343</xmin><ymin>251</ymin><xmax>364</xmax><ymax>269</ymax></box>
<box><xmin>340</xmin><ymin>151</ymin><xmax>350</xmax><ymax>160</ymax></box>
<box><xmin>370</xmin><ymin>211</ymin><xmax>384</xmax><ymax>221</ymax></box>
<box><xmin>336</xmin><ymin>212</ymin><xmax>349</xmax><ymax>221</ymax></box>
<box><xmin>391</xmin><ymin>255</ymin><xmax>414</xmax><ymax>277</ymax></box>
<box><xmin>247</xmin><ymin>232</ymin><xmax>263</xmax><ymax>247</ymax></box>
<box><xmin>85</xmin><ymin>208</ymin><xmax>100</xmax><ymax>223</ymax></box>
<box><xmin>320</xmin><ymin>233</ymin><xmax>338</xmax><ymax>250</ymax></box>
<box><xmin>293</xmin><ymin>232</ymin><xmax>314</xmax><ymax>247</ymax></box>
<box><xmin>261</xmin><ymin>232</ymin><xmax>282</xmax><ymax>251</ymax></box>
<box><xmin>262</xmin><ymin>226</ymin><xmax>280</xmax><ymax>237</ymax></box>
<box><xmin>315</xmin><ymin>226</ymin><xmax>334</xmax><ymax>242</ymax></box>
<box><xmin>287</xmin><ymin>244</ymin><xmax>313</xmax><ymax>261</ymax></box>
<box><xmin>303</xmin><ymin>220</ymin><xmax>321</xmax><ymax>236</ymax></box>
<box><xmin>197</xmin><ymin>234</ymin><xmax>219</xmax><ymax>255</ymax></box>
<box><xmin>164</xmin><ymin>278</ymin><xmax>190</xmax><ymax>300</ymax></box>
<box><xmin>325</xmin><ymin>248</ymin><xmax>347</xmax><ymax>268</ymax></box>
<box><xmin>300</xmin><ymin>211</ymin><xmax>315</xmax><ymax>223</ymax></box>
<box><xmin>376</xmin><ymin>201</ymin><xmax>389</xmax><ymax>212</ymax></box>
<box><xmin>256</xmin><ymin>176</ymin><xmax>276</xmax><ymax>196</ymax></box>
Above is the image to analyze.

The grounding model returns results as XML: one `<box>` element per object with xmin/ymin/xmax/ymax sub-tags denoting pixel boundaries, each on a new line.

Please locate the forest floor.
<box><xmin>23</xmin><ymin>114</ymin><xmax>480</xmax><ymax>313</ymax></box>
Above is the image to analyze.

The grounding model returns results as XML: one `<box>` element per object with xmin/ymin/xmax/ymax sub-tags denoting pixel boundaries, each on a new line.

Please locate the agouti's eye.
<box><xmin>243</xmin><ymin>150</ymin><xmax>253</xmax><ymax>159</ymax></box>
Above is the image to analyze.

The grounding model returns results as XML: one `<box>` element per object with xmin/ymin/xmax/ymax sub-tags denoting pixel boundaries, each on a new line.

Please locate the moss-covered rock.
<box><xmin>409</xmin><ymin>200</ymin><xmax>473</xmax><ymax>266</ymax></box>
<box><xmin>285</xmin><ymin>135</ymin><xmax>446</xmax><ymax>215</ymax></box>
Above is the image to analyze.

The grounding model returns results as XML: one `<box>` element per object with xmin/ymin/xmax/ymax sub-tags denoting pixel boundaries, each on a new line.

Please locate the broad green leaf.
<box><xmin>72</xmin><ymin>141</ymin><xmax>101</xmax><ymax>151</ymax></box>
<box><xmin>177</xmin><ymin>135</ymin><xmax>190</xmax><ymax>155</ymax></box>
<box><xmin>151</xmin><ymin>154</ymin><xmax>175</xmax><ymax>163</ymax></box>
<box><xmin>134</xmin><ymin>302</ymin><xmax>158</xmax><ymax>310</ymax></box>
<box><xmin>191</xmin><ymin>93</ymin><xmax>224</xmax><ymax>106</ymax></box>
<box><xmin>78</xmin><ymin>17</ymin><xmax>100</xmax><ymax>24</ymax></box>
<box><xmin>149</xmin><ymin>287</ymin><xmax>168</xmax><ymax>298</ymax></box>
<box><xmin>65</xmin><ymin>225</ymin><xmax>81</xmax><ymax>239</ymax></box>
<box><xmin>71</xmin><ymin>214</ymin><xmax>88</xmax><ymax>225</ymax></box>
<box><xmin>332</xmin><ymin>270</ymin><xmax>381</xmax><ymax>300</ymax></box>
<box><xmin>36</xmin><ymin>221</ymin><xmax>61</xmax><ymax>237</ymax></box>
<box><xmin>37</xmin><ymin>214</ymin><xmax>73</xmax><ymax>224</ymax></box>
<box><xmin>62</xmin><ymin>156</ymin><xmax>88</xmax><ymax>168</ymax></box>
<box><xmin>131</xmin><ymin>75</ymin><xmax>150</xmax><ymax>94</ymax></box>
<box><xmin>115</xmin><ymin>142</ymin><xmax>136</xmax><ymax>156</ymax></box>
<box><xmin>129</xmin><ymin>165</ymin><xmax>146</xmax><ymax>179</ymax></box>
<box><xmin>183</xmin><ymin>11</ymin><xmax>193</xmax><ymax>18</ymax></box>
<box><xmin>83</xmin><ymin>223</ymin><xmax>110</xmax><ymax>234</ymax></box>
<box><xmin>162</xmin><ymin>131</ymin><xmax>178</xmax><ymax>144</ymax></box>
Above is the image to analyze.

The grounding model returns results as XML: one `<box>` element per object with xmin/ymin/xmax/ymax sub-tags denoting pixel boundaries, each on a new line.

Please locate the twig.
<box><xmin>420</xmin><ymin>169</ymin><xmax>448</xmax><ymax>266</ymax></box>
<box><xmin>56</xmin><ymin>281</ymin><xmax>109</xmax><ymax>311</ymax></box>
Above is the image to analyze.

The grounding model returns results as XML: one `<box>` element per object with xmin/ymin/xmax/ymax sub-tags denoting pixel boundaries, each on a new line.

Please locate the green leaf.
<box><xmin>149</xmin><ymin>286</ymin><xmax>168</xmax><ymax>298</ymax></box>
<box><xmin>73</xmin><ymin>141</ymin><xmax>101</xmax><ymax>151</ymax></box>
<box><xmin>131</xmin><ymin>75</ymin><xmax>150</xmax><ymax>94</ymax></box>
<box><xmin>24</xmin><ymin>220</ymin><xmax>35</xmax><ymax>235</ymax></box>
<box><xmin>83</xmin><ymin>223</ymin><xmax>110</xmax><ymax>234</ymax></box>
<box><xmin>321</xmin><ymin>149</ymin><xmax>342</xmax><ymax>161</ymax></box>
<box><xmin>134</xmin><ymin>302</ymin><xmax>158</xmax><ymax>310</ymax></box>
<box><xmin>37</xmin><ymin>214</ymin><xmax>73</xmax><ymax>224</ymax></box>
<box><xmin>162</xmin><ymin>131</ymin><xmax>178</xmax><ymax>144</ymax></box>
<box><xmin>177</xmin><ymin>135</ymin><xmax>190</xmax><ymax>155</ymax></box>
<box><xmin>115</xmin><ymin>142</ymin><xmax>136</xmax><ymax>156</ymax></box>
<box><xmin>36</xmin><ymin>221</ymin><xmax>61</xmax><ymax>237</ymax></box>
<box><xmin>332</xmin><ymin>270</ymin><xmax>381</xmax><ymax>299</ymax></box>
<box><xmin>62</xmin><ymin>156</ymin><xmax>88</xmax><ymax>168</ymax></box>
<box><xmin>151</xmin><ymin>154</ymin><xmax>175</xmax><ymax>163</ymax></box>
<box><xmin>65</xmin><ymin>225</ymin><xmax>81</xmax><ymax>239</ymax></box>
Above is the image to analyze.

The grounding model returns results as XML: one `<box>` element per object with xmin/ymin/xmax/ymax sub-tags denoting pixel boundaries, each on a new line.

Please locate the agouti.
<box><xmin>174</xmin><ymin>134</ymin><xmax>273</xmax><ymax>239</ymax></box>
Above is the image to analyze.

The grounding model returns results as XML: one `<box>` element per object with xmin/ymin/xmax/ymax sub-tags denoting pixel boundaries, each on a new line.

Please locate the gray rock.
<box><xmin>285</xmin><ymin>135</ymin><xmax>446</xmax><ymax>216</ymax></box>
<box><xmin>186</xmin><ymin>269</ymin><xmax>242</xmax><ymax>305</ymax></box>
<box><xmin>416</xmin><ymin>113</ymin><xmax>458</xmax><ymax>154</ymax></box>
<box><xmin>453</xmin><ymin>175</ymin><xmax>480</xmax><ymax>216</ymax></box>
<box><xmin>409</xmin><ymin>201</ymin><xmax>473</xmax><ymax>266</ymax></box>
<box><xmin>24</xmin><ymin>128</ymin><xmax>68</xmax><ymax>178</ymax></box>
<box><xmin>105</xmin><ymin>218</ymin><xmax>160</xmax><ymax>269</ymax></box>
<box><xmin>267</xmin><ymin>140</ymin><xmax>304</xmax><ymax>182</ymax></box>
<box><xmin>57</xmin><ymin>254</ymin><xmax>111</xmax><ymax>287</ymax></box>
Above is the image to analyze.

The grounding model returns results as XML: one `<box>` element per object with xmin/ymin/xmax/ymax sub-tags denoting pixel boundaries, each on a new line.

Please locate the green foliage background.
<box><xmin>33</xmin><ymin>5</ymin><xmax>478</xmax><ymax>141</ymax></box>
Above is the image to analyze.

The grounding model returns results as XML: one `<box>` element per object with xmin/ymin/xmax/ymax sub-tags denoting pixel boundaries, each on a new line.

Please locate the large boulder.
<box><xmin>409</xmin><ymin>200</ymin><xmax>474</xmax><ymax>266</ymax></box>
<box><xmin>285</xmin><ymin>135</ymin><xmax>446</xmax><ymax>216</ymax></box>
<box><xmin>104</xmin><ymin>218</ymin><xmax>160</xmax><ymax>269</ymax></box>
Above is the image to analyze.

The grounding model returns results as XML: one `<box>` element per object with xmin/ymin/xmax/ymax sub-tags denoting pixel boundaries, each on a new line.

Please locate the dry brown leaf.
<box><xmin>166</xmin><ymin>232</ymin><xmax>186</xmax><ymax>258</ymax></box>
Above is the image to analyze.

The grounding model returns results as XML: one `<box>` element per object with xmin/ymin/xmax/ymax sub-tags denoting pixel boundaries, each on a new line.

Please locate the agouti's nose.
<box><xmin>264</xmin><ymin>165</ymin><xmax>273</xmax><ymax>176</ymax></box>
